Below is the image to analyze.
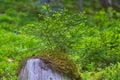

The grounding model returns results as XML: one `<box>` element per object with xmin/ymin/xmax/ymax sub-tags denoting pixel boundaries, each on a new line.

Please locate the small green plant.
<box><xmin>95</xmin><ymin>63</ymin><xmax>120</xmax><ymax>80</ymax></box>
<box><xmin>20</xmin><ymin>8</ymin><xmax>86</xmax><ymax>53</ymax></box>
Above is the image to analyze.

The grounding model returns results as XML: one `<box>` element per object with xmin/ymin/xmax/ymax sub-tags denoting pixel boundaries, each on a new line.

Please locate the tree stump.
<box><xmin>18</xmin><ymin>58</ymin><xmax>71</xmax><ymax>80</ymax></box>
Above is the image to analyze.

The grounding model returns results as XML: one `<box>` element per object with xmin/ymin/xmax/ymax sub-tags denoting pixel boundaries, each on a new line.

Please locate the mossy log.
<box><xmin>18</xmin><ymin>58</ymin><xmax>72</xmax><ymax>80</ymax></box>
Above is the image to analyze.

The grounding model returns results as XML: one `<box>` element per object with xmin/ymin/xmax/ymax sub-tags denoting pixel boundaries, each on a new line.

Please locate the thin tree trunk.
<box><xmin>99</xmin><ymin>0</ymin><xmax>113</xmax><ymax>8</ymax></box>
<box><xmin>78</xmin><ymin>0</ymin><xmax>83</xmax><ymax>11</ymax></box>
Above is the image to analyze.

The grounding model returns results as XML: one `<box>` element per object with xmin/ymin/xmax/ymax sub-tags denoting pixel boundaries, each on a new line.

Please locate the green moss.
<box><xmin>39</xmin><ymin>51</ymin><xmax>81</xmax><ymax>80</ymax></box>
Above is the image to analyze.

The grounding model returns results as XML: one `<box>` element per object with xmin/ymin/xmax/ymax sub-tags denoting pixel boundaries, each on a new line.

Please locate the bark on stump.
<box><xmin>18</xmin><ymin>58</ymin><xmax>71</xmax><ymax>80</ymax></box>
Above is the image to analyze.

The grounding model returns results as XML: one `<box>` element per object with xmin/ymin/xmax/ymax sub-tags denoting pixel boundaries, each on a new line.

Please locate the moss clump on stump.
<box><xmin>17</xmin><ymin>51</ymin><xmax>81</xmax><ymax>80</ymax></box>
<box><xmin>39</xmin><ymin>51</ymin><xmax>81</xmax><ymax>80</ymax></box>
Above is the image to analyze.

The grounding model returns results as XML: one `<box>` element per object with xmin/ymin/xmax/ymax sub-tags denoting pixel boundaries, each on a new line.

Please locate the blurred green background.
<box><xmin>0</xmin><ymin>0</ymin><xmax>120</xmax><ymax>80</ymax></box>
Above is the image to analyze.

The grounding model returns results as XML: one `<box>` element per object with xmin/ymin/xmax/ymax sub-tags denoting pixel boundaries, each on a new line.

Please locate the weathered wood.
<box><xmin>18</xmin><ymin>58</ymin><xmax>71</xmax><ymax>80</ymax></box>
